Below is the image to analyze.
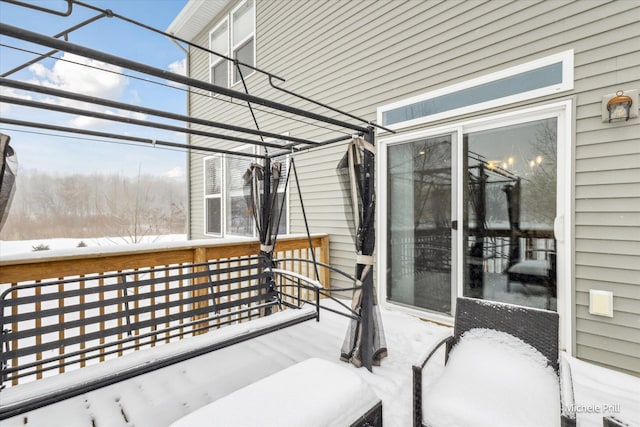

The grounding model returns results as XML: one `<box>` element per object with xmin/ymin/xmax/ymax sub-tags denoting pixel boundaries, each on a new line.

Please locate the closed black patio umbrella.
<box><xmin>244</xmin><ymin>158</ymin><xmax>285</xmax><ymax>312</ymax></box>
<box><xmin>338</xmin><ymin>136</ymin><xmax>387</xmax><ymax>371</ymax></box>
<box><xmin>0</xmin><ymin>133</ymin><xmax>17</xmax><ymax>231</ymax></box>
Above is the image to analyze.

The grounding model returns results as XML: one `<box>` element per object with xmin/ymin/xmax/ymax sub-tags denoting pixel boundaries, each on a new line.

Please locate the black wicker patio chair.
<box><xmin>603</xmin><ymin>416</ymin><xmax>632</xmax><ymax>427</ymax></box>
<box><xmin>412</xmin><ymin>296</ymin><xmax>576</xmax><ymax>427</ymax></box>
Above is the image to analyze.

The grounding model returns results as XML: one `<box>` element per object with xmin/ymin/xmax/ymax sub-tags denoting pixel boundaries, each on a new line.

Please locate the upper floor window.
<box><xmin>209</xmin><ymin>19</ymin><xmax>229</xmax><ymax>88</ymax></box>
<box><xmin>208</xmin><ymin>0</ymin><xmax>255</xmax><ymax>88</ymax></box>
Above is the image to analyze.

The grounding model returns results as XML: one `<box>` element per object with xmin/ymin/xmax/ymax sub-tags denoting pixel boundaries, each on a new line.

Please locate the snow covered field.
<box><xmin>0</xmin><ymin>234</ymin><xmax>188</xmax><ymax>257</ymax></box>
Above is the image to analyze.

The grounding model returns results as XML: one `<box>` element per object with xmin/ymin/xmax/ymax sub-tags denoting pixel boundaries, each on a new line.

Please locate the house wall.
<box><xmin>185</xmin><ymin>0</ymin><xmax>640</xmax><ymax>375</ymax></box>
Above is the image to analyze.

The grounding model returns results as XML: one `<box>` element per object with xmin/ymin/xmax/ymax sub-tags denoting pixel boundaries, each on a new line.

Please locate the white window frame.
<box><xmin>377</xmin><ymin>50</ymin><xmax>574</xmax><ymax>131</ymax></box>
<box><xmin>377</xmin><ymin>100</ymin><xmax>573</xmax><ymax>353</ymax></box>
<box><xmin>208</xmin><ymin>0</ymin><xmax>256</xmax><ymax>89</ymax></box>
<box><xmin>208</xmin><ymin>17</ymin><xmax>229</xmax><ymax>89</ymax></box>
<box><xmin>203</xmin><ymin>155</ymin><xmax>223</xmax><ymax>236</ymax></box>
<box><xmin>203</xmin><ymin>146</ymin><xmax>291</xmax><ymax>238</ymax></box>
<box><xmin>225</xmin><ymin>145</ymin><xmax>256</xmax><ymax>238</ymax></box>
<box><xmin>230</xmin><ymin>0</ymin><xmax>256</xmax><ymax>86</ymax></box>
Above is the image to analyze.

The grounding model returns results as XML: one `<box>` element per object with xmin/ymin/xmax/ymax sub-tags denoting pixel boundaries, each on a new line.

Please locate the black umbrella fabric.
<box><xmin>337</xmin><ymin>137</ymin><xmax>387</xmax><ymax>371</ymax></box>
<box><xmin>0</xmin><ymin>133</ymin><xmax>17</xmax><ymax>231</ymax></box>
<box><xmin>244</xmin><ymin>160</ymin><xmax>284</xmax><ymax>310</ymax></box>
<box><xmin>503</xmin><ymin>180</ymin><xmax>522</xmax><ymax>269</ymax></box>
<box><xmin>244</xmin><ymin>160</ymin><xmax>284</xmax><ymax>248</ymax></box>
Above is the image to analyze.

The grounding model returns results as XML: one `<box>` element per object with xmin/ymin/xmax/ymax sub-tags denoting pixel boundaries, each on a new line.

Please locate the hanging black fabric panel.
<box><xmin>337</xmin><ymin>137</ymin><xmax>387</xmax><ymax>371</ymax></box>
<box><xmin>503</xmin><ymin>180</ymin><xmax>522</xmax><ymax>268</ymax></box>
<box><xmin>0</xmin><ymin>133</ymin><xmax>17</xmax><ymax>231</ymax></box>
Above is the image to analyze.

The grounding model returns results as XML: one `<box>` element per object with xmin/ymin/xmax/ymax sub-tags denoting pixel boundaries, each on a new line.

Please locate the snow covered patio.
<box><xmin>1</xmin><ymin>298</ymin><xmax>638</xmax><ymax>427</ymax></box>
<box><xmin>1</xmin><ymin>237</ymin><xmax>638</xmax><ymax>427</ymax></box>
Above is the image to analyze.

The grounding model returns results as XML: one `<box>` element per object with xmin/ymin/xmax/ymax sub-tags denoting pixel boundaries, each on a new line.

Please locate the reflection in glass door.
<box><xmin>463</xmin><ymin>118</ymin><xmax>558</xmax><ymax>310</ymax></box>
<box><xmin>387</xmin><ymin>134</ymin><xmax>453</xmax><ymax>315</ymax></box>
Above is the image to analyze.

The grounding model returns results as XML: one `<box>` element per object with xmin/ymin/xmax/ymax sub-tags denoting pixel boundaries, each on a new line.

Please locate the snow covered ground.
<box><xmin>0</xmin><ymin>234</ymin><xmax>188</xmax><ymax>257</ymax></box>
<box><xmin>1</xmin><ymin>237</ymin><xmax>637</xmax><ymax>425</ymax></box>
<box><xmin>1</xmin><ymin>299</ymin><xmax>638</xmax><ymax>427</ymax></box>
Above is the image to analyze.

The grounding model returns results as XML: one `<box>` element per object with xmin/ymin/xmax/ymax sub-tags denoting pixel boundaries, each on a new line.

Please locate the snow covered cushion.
<box><xmin>170</xmin><ymin>358</ymin><xmax>380</xmax><ymax>427</ymax></box>
<box><xmin>0</xmin><ymin>306</ymin><xmax>317</xmax><ymax>410</ymax></box>
<box><xmin>423</xmin><ymin>328</ymin><xmax>560</xmax><ymax>427</ymax></box>
<box><xmin>508</xmin><ymin>259</ymin><xmax>550</xmax><ymax>276</ymax></box>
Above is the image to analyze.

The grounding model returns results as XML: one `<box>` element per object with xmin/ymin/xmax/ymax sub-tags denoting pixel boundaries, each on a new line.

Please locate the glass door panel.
<box><xmin>463</xmin><ymin>118</ymin><xmax>557</xmax><ymax>310</ymax></box>
<box><xmin>387</xmin><ymin>134</ymin><xmax>453</xmax><ymax>314</ymax></box>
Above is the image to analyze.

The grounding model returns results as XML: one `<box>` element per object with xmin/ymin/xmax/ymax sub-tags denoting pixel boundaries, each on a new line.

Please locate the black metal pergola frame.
<box><xmin>0</xmin><ymin>21</ymin><xmax>371</xmax><ymax>154</ymax></box>
<box><xmin>0</xmin><ymin>0</ymin><xmax>393</xmax><ymax>373</ymax></box>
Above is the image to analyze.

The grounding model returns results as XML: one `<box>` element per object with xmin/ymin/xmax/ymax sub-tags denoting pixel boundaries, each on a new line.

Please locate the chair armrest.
<box><xmin>412</xmin><ymin>333</ymin><xmax>454</xmax><ymax>427</ymax></box>
<box><xmin>603</xmin><ymin>416</ymin><xmax>631</xmax><ymax>427</ymax></box>
<box><xmin>559</xmin><ymin>354</ymin><xmax>577</xmax><ymax>427</ymax></box>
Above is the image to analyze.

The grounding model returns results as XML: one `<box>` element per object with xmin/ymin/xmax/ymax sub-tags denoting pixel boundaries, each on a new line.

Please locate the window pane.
<box><xmin>270</xmin><ymin>157</ymin><xmax>288</xmax><ymax>186</ymax></box>
<box><xmin>210</xmin><ymin>22</ymin><xmax>228</xmax><ymax>56</ymax></box>
<box><xmin>205</xmin><ymin>157</ymin><xmax>221</xmax><ymax>195</ymax></box>
<box><xmin>226</xmin><ymin>150</ymin><xmax>254</xmax><ymax>236</ymax></box>
<box><xmin>463</xmin><ymin>118</ymin><xmax>558</xmax><ymax>311</ymax></box>
<box><xmin>383</xmin><ymin>62</ymin><xmax>563</xmax><ymax>126</ymax></box>
<box><xmin>387</xmin><ymin>136</ymin><xmax>452</xmax><ymax>314</ymax></box>
<box><xmin>206</xmin><ymin>198</ymin><xmax>221</xmax><ymax>234</ymax></box>
<box><xmin>232</xmin><ymin>0</ymin><xmax>254</xmax><ymax>46</ymax></box>
<box><xmin>227</xmin><ymin>195</ymin><xmax>253</xmax><ymax>236</ymax></box>
<box><xmin>226</xmin><ymin>154</ymin><xmax>251</xmax><ymax>191</ymax></box>
<box><xmin>212</xmin><ymin>61</ymin><xmax>228</xmax><ymax>87</ymax></box>
<box><xmin>271</xmin><ymin>192</ymin><xmax>287</xmax><ymax>235</ymax></box>
<box><xmin>233</xmin><ymin>38</ymin><xmax>254</xmax><ymax>83</ymax></box>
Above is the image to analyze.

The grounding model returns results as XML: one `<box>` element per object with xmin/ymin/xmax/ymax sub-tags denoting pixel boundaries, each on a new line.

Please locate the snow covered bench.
<box><xmin>0</xmin><ymin>256</ymin><xmax>321</xmax><ymax>420</ymax></box>
<box><xmin>413</xmin><ymin>297</ymin><xmax>576</xmax><ymax>427</ymax></box>
<box><xmin>0</xmin><ymin>305</ymin><xmax>319</xmax><ymax>421</ymax></box>
<box><xmin>170</xmin><ymin>358</ymin><xmax>382</xmax><ymax>427</ymax></box>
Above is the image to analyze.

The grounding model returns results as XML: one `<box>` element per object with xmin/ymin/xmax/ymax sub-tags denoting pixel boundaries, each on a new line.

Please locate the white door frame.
<box><xmin>377</xmin><ymin>100</ymin><xmax>573</xmax><ymax>352</ymax></box>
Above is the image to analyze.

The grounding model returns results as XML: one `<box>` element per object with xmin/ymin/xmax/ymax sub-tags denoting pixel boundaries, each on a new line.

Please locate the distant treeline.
<box><xmin>0</xmin><ymin>170</ymin><xmax>187</xmax><ymax>242</ymax></box>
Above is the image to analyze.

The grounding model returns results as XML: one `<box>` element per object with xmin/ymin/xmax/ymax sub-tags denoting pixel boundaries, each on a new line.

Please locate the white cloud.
<box><xmin>70</xmin><ymin>115</ymin><xmax>105</xmax><ymax>129</ymax></box>
<box><xmin>166</xmin><ymin>166</ymin><xmax>185</xmax><ymax>179</ymax></box>
<box><xmin>68</xmin><ymin>107</ymin><xmax>148</xmax><ymax>129</ymax></box>
<box><xmin>21</xmin><ymin>53</ymin><xmax>150</xmax><ymax>130</ymax></box>
<box><xmin>29</xmin><ymin>52</ymin><xmax>129</xmax><ymax>100</ymax></box>
<box><xmin>29</xmin><ymin>63</ymin><xmax>47</xmax><ymax>78</ymax></box>
<box><xmin>0</xmin><ymin>87</ymin><xmax>33</xmax><ymax>114</ymax></box>
<box><xmin>166</xmin><ymin>58</ymin><xmax>187</xmax><ymax>88</ymax></box>
<box><xmin>129</xmin><ymin>89</ymin><xmax>142</xmax><ymax>104</ymax></box>
<box><xmin>168</xmin><ymin>58</ymin><xmax>186</xmax><ymax>76</ymax></box>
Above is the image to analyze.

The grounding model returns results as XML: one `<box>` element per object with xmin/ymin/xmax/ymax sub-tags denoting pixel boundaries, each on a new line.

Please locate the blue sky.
<box><xmin>0</xmin><ymin>0</ymin><xmax>189</xmax><ymax>178</ymax></box>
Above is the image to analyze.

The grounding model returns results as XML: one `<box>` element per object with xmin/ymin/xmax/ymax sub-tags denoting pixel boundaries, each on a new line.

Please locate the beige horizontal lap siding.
<box><xmin>571</xmin><ymin>0</ymin><xmax>640</xmax><ymax>375</ymax></box>
<box><xmin>185</xmin><ymin>0</ymin><xmax>640</xmax><ymax>373</ymax></box>
<box><xmin>287</xmin><ymin>143</ymin><xmax>357</xmax><ymax>291</ymax></box>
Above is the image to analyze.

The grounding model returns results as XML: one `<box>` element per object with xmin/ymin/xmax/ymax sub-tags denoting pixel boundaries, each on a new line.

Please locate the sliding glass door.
<box><xmin>383</xmin><ymin>109</ymin><xmax>564</xmax><ymax>316</ymax></box>
<box><xmin>386</xmin><ymin>133</ymin><xmax>455</xmax><ymax>315</ymax></box>
<box><xmin>463</xmin><ymin>118</ymin><xmax>558</xmax><ymax>310</ymax></box>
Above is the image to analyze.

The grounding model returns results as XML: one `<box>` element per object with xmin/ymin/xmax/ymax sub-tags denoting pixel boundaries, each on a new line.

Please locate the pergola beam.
<box><xmin>0</xmin><ymin>117</ymin><xmax>266</xmax><ymax>159</ymax></box>
<box><xmin>0</xmin><ymin>22</ymin><xmax>371</xmax><ymax>136</ymax></box>
<box><xmin>0</xmin><ymin>95</ymin><xmax>291</xmax><ymax>150</ymax></box>
<box><xmin>0</xmin><ymin>77</ymin><xmax>318</xmax><ymax>148</ymax></box>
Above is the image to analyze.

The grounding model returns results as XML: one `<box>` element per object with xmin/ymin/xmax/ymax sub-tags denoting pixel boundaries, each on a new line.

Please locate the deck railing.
<box><xmin>0</xmin><ymin>234</ymin><xmax>330</xmax><ymax>387</ymax></box>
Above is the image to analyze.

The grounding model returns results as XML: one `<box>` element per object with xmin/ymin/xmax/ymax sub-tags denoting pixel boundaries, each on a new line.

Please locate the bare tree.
<box><xmin>0</xmin><ymin>169</ymin><xmax>186</xmax><ymax>241</ymax></box>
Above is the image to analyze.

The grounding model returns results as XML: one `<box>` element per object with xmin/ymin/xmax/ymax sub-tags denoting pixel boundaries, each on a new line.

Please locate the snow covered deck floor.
<box><xmin>2</xmin><ymin>300</ymin><xmax>639</xmax><ymax>427</ymax></box>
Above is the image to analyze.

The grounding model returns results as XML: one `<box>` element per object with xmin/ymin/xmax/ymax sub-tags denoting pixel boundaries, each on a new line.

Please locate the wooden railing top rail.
<box><xmin>0</xmin><ymin>234</ymin><xmax>329</xmax><ymax>284</ymax></box>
